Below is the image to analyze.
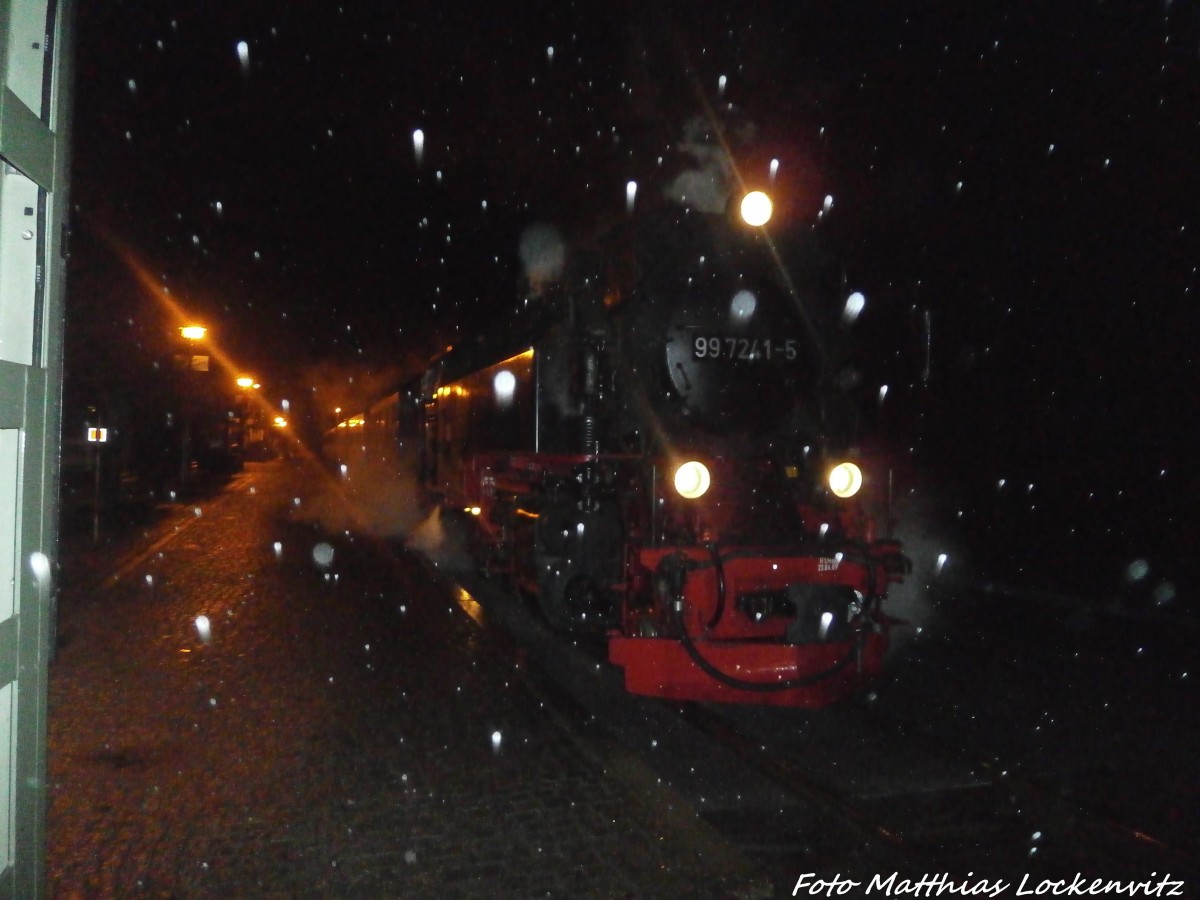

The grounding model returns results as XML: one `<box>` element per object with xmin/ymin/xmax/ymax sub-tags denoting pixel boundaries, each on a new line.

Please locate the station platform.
<box><xmin>48</xmin><ymin>459</ymin><xmax>765</xmax><ymax>898</ymax></box>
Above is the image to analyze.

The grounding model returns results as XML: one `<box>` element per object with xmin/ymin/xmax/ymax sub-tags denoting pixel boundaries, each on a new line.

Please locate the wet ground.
<box><xmin>47</xmin><ymin>456</ymin><xmax>1200</xmax><ymax>897</ymax></box>
<box><xmin>47</xmin><ymin>459</ymin><xmax>763</xmax><ymax>898</ymax></box>
<box><xmin>877</xmin><ymin>575</ymin><xmax>1200</xmax><ymax>851</ymax></box>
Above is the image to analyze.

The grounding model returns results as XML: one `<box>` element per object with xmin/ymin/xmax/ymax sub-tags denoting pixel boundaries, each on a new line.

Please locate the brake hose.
<box><xmin>674</xmin><ymin>602</ymin><xmax>863</xmax><ymax>691</ymax></box>
<box><xmin>672</xmin><ymin>544</ymin><xmax>879</xmax><ymax>693</ymax></box>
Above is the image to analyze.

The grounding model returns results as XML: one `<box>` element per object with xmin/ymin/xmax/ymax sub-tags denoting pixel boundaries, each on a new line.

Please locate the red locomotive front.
<box><xmin>411</xmin><ymin>191</ymin><xmax>909</xmax><ymax>707</ymax></box>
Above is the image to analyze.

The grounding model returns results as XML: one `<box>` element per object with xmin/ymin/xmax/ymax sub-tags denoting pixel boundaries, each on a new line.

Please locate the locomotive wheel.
<box><xmin>537</xmin><ymin>568</ymin><xmax>607</xmax><ymax>633</ymax></box>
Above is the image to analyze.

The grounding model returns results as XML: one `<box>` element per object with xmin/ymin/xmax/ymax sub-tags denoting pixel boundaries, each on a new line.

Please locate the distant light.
<box><xmin>273</xmin><ymin>416</ymin><xmax>288</xmax><ymax>428</ymax></box>
<box><xmin>823</xmin><ymin>194</ymin><xmax>834</xmax><ymax>212</ymax></box>
<box><xmin>740</xmin><ymin>191</ymin><xmax>772</xmax><ymax>226</ymax></box>
<box><xmin>769</xmin><ymin>159</ymin><xmax>780</xmax><ymax>182</ymax></box>
<box><xmin>878</xmin><ymin>385</ymin><xmax>889</xmax><ymax>404</ymax></box>
<box><xmin>935</xmin><ymin>553</ymin><xmax>948</xmax><ymax>575</ymax></box>
<box><xmin>236</xmin><ymin>376</ymin><xmax>255</xmax><ymax>388</ymax></box>
<box><xmin>195</xmin><ymin>615</ymin><xmax>212</xmax><ymax>643</ymax></box>
<box><xmin>717</xmin><ymin>74</ymin><xmax>727</xmax><ymax>95</ymax></box>
<box><xmin>180</xmin><ymin>325</ymin><xmax>207</xmax><ymax>341</ymax></box>
<box><xmin>626</xmin><ymin>180</ymin><xmax>638</xmax><ymax>212</ymax></box>
<box><xmin>413</xmin><ymin>128</ymin><xmax>425</xmax><ymax>166</ymax></box>
<box><xmin>86</xmin><ymin>427</ymin><xmax>108</xmax><ymax>443</ymax></box>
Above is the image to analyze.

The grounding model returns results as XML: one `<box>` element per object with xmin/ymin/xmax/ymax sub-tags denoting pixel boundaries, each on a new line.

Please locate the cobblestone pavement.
<box><xmin>48</xmin><ymin>459</ymin><xmax>763</xmax><ymax>899</ymax></box>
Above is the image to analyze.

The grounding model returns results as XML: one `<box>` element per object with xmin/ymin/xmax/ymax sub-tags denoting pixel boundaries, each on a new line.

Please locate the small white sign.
<box><xmin>87</xmin><ymin>427</ymin><xmax>108</xmax><ymax>443</ymax></box>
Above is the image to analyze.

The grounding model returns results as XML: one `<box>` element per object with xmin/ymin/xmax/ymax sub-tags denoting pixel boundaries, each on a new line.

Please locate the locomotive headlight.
<box><xmin>828</xmin><ymin>462</ymin><xmax>863</xmax><ymax>498</ymax></box>
<box><xmin>674</xmin><ymin>461</ymin><xmax>712</xmax><ymax>499</ymax></box>
<box><xmin>740</xmin><ymin>190</ymin><xmax>773</xmax><ymax>227</ymax></box>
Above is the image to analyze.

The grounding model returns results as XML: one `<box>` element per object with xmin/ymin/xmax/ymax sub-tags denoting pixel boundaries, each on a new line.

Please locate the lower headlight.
<box><xmin>828</xmin><ymin>462</ymin><xmax>863</xmax><ymax>498</ymax></box>
<box><xmin>674</xmin><ymin>461</ymin><xmax>712</xmax><ymax>499</ymax></box>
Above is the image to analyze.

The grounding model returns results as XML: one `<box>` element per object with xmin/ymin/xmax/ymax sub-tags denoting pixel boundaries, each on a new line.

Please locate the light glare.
<box><xmin>674</xmin><ymin>461</ymin><xmax>711</xmax><ymax>499</ymax></box>
<box><xmin>828</xmin><ymin>462</ymin><xmax>863</xmax><ymax>498</ymax></box>
<box><xmin>740</xmin><ymin>191</ymin><xmax>773</xmax><ymax>226</ymax></box>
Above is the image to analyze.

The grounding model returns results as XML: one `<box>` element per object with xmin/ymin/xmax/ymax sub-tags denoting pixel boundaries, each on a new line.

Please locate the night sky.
<box><xmin>65</xmin><ymin>2</ymin><xmax>1198</xmax><ymax>603</ymax></box>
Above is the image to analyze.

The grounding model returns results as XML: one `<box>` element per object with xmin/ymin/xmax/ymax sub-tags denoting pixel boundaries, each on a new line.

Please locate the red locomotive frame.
<box><xmin>332</xmin><ymin>203</ymin><xmax>909</xmax><ymax>707</ymax></box>
<box><xmin>338</xmin><ymin>344</ymin><xmax>907</xmax><ymax>708</ymax></box>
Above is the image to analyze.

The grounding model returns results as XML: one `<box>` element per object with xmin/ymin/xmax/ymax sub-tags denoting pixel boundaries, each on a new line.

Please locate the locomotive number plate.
<box><xmin>692</xmin><ymin>336</ymin><xmax>798</xmax><ymax>361</ymax></box>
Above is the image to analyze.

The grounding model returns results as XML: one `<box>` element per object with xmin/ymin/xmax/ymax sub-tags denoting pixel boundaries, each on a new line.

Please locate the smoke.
<box><xmin>518</xmin><ymin>223</ymin><xmax>566</xmax><ymax>293</ymax></box>
<box><xmin>662</xmin><ymin>117</ymin><xmax>736</xmax><ymax>213</ymax></box>
<box><xmin>881</xmin><ymin>494</ymin><xmax>965</xmax><ymax>658</ymax></box>
<box><xmin>296</xmin><ymin>442</ymin><xmax>476</xmax><ymax>573</ymax></box>
<box><xmin>298</xmin><ymin>450</ymin><xmax>426</xmax><ymax>539</ymax></box>
<box><xmin>404</xmin><ymin>505</ymin><xmax>473</xmax><ymax>572</ymax></box>
<box><xmin>300</xmin><ymin>358</ymin><xmax>409</xmax><ymax>437</ymax></box>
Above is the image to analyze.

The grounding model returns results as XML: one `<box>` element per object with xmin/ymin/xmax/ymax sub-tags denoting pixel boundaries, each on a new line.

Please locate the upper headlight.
<box><xmin>674</xmin><ymin>461</ymin><xmax>712</xmax><ymax>499</ymax></box>
<box><xmin>828</xmin><ymin>462</ymin><xmax>863</xmax><ymax>498</ymax></box>
<box><xmin>739</xmin><ymin>190</ymin><xmax>773</xmax><ymax>227</ymax></box>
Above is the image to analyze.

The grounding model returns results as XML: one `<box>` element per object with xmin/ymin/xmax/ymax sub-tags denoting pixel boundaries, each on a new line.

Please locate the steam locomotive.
<box><xmin>333</xmin><ymin>186</ymin><xmax>908</xmax><ymax>707</ymax></box>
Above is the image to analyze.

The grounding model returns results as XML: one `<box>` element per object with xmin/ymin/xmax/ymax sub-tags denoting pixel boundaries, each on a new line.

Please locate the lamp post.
<box><xmin>178</xmin><ymin>324</ymin><xmax>208</xmax><ymax>494</ymax></box>
<box><xmin>236</xmin><ymin>375</ymin><xmax>262</xmax><ymax>461</ymax></box>
<box><xmin>86</xmin><ymin>423</ymin><xmax>109</xmax><ymax>541</ymax></box>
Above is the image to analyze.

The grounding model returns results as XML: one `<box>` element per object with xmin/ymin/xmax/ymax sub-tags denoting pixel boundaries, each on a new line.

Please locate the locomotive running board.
<box><xmin>608</xmin><ymin>633</ymin><xmax>888</xmax><ymax>708</ymax></box>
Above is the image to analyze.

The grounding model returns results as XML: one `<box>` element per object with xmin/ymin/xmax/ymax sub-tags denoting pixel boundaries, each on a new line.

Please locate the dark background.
<box><xmin>64</xmin><ymin>1</ymin><xmax>1198</xmax><ymax>605</ymax></box>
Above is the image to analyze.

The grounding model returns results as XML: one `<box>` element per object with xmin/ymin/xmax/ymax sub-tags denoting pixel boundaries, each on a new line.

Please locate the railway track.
<box><xmin>684</xmin><ymin>698</ymin><xmax>1198</xmax><ymax>888</ymax></box>
<box><xmin>438</xmin><ymin>559</ymin><xmax>1199</xmax><ymax>895</ymax></box>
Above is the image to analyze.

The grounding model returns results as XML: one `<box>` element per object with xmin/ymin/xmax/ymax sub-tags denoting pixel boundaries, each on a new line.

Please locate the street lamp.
<box><xmin>176</xmin><ymin>324</ymin><xmax>209</xmax><ymax>493</ymax></box>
